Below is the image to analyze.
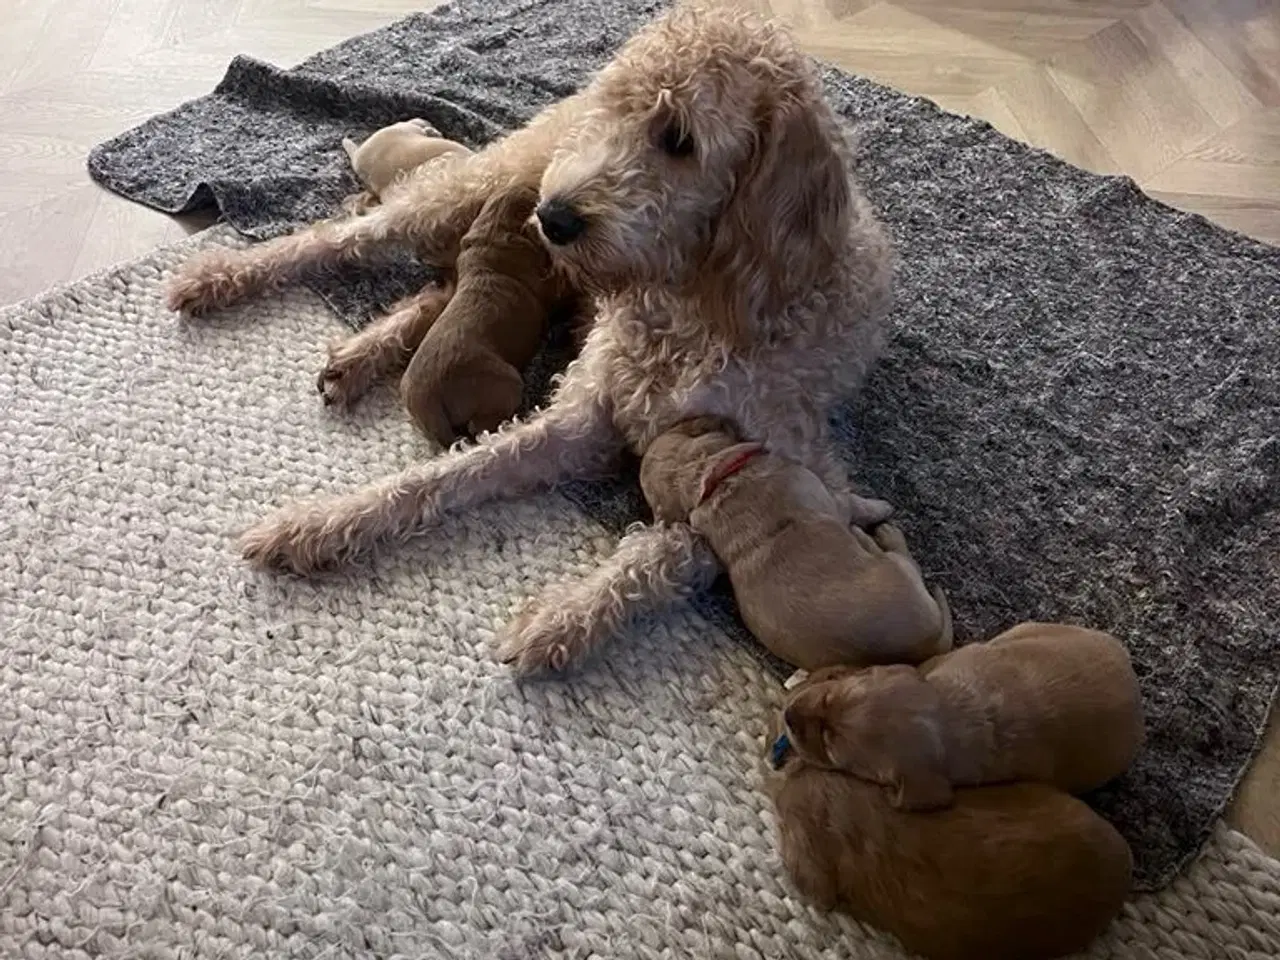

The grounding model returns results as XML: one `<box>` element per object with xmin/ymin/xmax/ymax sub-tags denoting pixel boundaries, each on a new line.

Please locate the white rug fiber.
<box><xmin>2</xmin><ymin>228</ymin><xmax>1279</xmax><ymax>959</ymax></box>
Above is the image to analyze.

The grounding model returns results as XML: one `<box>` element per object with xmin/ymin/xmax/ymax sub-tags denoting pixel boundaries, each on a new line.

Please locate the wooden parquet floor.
<box><xmin>1</xmin><ymin>0</ymin><xmax>1278</xmax><ymax>855</ymax></box>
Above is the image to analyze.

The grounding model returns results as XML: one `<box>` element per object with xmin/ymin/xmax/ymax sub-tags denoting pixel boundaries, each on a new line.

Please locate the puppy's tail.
<box><xmin>341</xmin><ymin>136</ymin><xmax>360</xmax><ymax>165</ymax></box>
<box><xmin>931</xmin><ymin>585</ymin><xmax>954</xmax><ymax>654</ymax></box>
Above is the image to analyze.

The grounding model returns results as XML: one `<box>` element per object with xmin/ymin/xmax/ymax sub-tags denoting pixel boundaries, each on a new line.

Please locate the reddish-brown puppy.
<box><xmin>763</xmin><ymin>722</ymin><xmax>1133</xmax><ymax>960</ymax></box>
<box><xmin>639</xmin><ymin>416</ymin><xmax>951</xmax><ymax>671</ymax></box>
<box><xmin>400</xmin><ymin>183</ymin><xmax>575</xmax><ymax>445</ymax></box>
<box><xmin>782</xmin><ymin>622</ymin><xmax>1144</xmax><ymax>809</ymax></box>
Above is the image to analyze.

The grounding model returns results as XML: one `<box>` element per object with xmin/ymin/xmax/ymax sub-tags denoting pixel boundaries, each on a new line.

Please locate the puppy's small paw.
<box><xmin>848</xmin><ymin>495</ymin><xmax>894</xmax><ymax>529</ymax></box>
<box><xmin>339</xmin><ymin>191</ymin><xmax>379</xmax><ymax>217</ymax></box>
<box><xmin>496</xmin><ymin>604</ymin><xmax>576</xmax><ymax>677</ymax></box>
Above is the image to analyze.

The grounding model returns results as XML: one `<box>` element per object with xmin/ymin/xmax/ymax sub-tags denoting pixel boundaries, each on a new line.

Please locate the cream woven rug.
<box><xmin>2</xmin><ymin>226</ymin><xmax>1279</xmax><ymax>959</ymax></box>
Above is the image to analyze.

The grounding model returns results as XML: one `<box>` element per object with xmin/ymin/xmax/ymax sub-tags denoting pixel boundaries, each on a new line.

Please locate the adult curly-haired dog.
<box><xmin>166</xmin><ymin>4</ymin><xmax>896</xmax><ymax>676</ymax></box>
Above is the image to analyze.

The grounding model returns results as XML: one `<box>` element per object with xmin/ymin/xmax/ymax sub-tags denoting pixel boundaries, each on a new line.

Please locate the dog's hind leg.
<box><xmin>496</xmin><ymin>522</ymin><xmax>721</xmax><ymax>676</ymax></box>
<box><xmin>317</xmin><ymin>283</ymin><xmax>454</xmax><ymax>409</ymax></box>
<box><xmin>169</xmin><ymin>91</ymin><xmax>582</xmax><ymax>317</ymax></box>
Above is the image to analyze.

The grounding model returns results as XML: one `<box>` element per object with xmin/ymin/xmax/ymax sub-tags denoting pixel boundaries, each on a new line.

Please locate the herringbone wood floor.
<box><xmin>2</xmin><ymin>0</ymin><xmax>1278</xmax><ymax>855</ymax></box>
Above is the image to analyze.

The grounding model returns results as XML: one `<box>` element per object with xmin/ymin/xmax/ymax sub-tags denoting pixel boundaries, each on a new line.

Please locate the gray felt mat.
<box><xmin>87</xmin><ymin>0</ymin><xmax>1280</xmax><ymax>891</ymax></box>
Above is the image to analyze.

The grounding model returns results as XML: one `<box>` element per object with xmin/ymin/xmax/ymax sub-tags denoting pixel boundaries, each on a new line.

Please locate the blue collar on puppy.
<box><xmin>769</xmin><ymin>732</ymin><xmax>793</xmax><ymax>769</ymax></box>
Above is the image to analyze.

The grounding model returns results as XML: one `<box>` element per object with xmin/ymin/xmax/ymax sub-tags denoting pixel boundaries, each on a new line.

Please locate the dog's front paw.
<box><xmin>166</xmin><ymin>252</ymin><xmax>244</xmax><ymax>315</ymax></box>
<box><xmin>316</xmin><ymin>339</ymin><xmax>380</xmax><ymax>408</ymax></box>
<box><xmin>239</xmin><ymin>509</ymin><xmax>340</xmax><ymax>575</ymax></box>
<box><xmin>496</xmin><ymin>602</ymin><xmax>579</xmax><ymax>677</ymax></box>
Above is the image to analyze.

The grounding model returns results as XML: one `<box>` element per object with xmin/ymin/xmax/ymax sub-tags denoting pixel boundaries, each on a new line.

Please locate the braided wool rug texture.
<box><xmin>84</xmin><ymin>0</ymin><xmax>1280</xmax><ymax>890</ymax></box>
<box><xmin>2</xmin><ymin>226</ymin><xmax>1280</xmax><ymax>960</ymax></box>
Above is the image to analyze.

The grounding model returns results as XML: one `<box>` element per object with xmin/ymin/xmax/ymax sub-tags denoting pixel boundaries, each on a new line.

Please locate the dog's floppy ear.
<box><xmin>700</xmin><ymin>76</ymin><xmax>851</xmax><ymax>347</ymax></box>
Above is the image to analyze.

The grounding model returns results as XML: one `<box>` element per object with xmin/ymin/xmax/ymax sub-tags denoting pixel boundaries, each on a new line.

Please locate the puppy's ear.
<box><xmin>780</xmin><ymin>687</ymin><xmax>835</xmax><ymax>767</ymax></box>
<box><xmin>812</xmin><ymin>667</ymin><xmax>946</xmax><ymax>795</ymax></box>
<box><xmin>638</xmin><ymin>448</ymin><xmax>683</xmax><ymax>524</ymax></box>
<box><xmin>884</xmin><ymin>710</ymin><xmax>952</xmax><ymax>811</ymax></box>
<box><xmin>697</xmin><ymin>442</ymin><xmax>766</xmax><ymax>502</ymax></box>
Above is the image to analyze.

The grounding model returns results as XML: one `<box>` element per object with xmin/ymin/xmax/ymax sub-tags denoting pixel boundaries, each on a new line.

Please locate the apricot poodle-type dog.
<box><xmin>166</xmin><ymin>4</ymin><xmax>896</xmax><ymax>676</ymax></box>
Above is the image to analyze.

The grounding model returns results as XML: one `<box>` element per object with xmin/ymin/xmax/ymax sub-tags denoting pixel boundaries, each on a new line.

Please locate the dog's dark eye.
<box><xmin>658</xmin><ymin>122</ymin><xmax>695</xmax><ymax>158</ymax></box>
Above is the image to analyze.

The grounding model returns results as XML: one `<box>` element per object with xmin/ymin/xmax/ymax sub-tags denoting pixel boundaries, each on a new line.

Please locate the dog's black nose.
<box><xmin>536</xmin><ymin>199</ymin><xmax>587</xmax><ymax>245</ymax></box>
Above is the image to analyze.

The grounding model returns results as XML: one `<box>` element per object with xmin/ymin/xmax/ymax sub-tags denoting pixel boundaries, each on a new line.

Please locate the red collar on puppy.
<box><xmin>698</xmin><ymin>445</ymin><xmax>766</xmax><ymax>505</ymax></box>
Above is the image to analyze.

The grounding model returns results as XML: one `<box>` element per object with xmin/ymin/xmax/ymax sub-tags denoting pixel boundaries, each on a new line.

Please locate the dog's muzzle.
<box><xmin>536</xmin><ymin>199</ymin><xmax>587</xmax><ymax>245</ymax></box>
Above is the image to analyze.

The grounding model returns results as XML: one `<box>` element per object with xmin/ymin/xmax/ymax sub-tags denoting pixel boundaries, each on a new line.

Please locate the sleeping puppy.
<box><xmin>781</xmin><ymin>622</ymin><xmax>1145</xmax><ymax>809</ymax></box>
<box><xmin>762</xmin><ymin>725</ymin><xmax>1133</xmax><ymax>960</ymax></box>
<box><xmin>400</xmin><ymin>183</ymin><xmax>573</xmax><ymax>445</ymax></box>
<box><xmin>638</xmin><ymin>417</ymin><xmax>951</xmax><ymax>670</ymax></box>
<box><xmin>341</xmin><ymin>119</ymin><xmax>472</xmax><ymax>210</ymax></box>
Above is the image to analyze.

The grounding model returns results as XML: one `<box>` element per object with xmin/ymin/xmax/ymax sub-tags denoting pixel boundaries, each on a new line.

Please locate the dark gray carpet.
<box><xmin>87</xmin><ymin>0</ymin><xmax>1280</xmax><ymax>891</ymax></box>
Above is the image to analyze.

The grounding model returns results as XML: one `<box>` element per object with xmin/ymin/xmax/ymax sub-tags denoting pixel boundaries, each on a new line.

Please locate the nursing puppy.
<box><xmin>782</xmin><ymin>622</ymin><xmax>1145</xmax><ymax>809</ymax></box>
<box><xmin>639</xmin><ymin>417</ymin><xmax>950</xmax><ymax>670</ymax></box>
<box><xmin>763</xmin><ymin>728</ymin><xmax>1133</xmax><ymax>960</ymax></box>
<box><xmin>400</xmin><ymin>183</ymin><xmax>573</xmax><ymax>445</ymax></box>
<box><xmin>341</xmin><ymin>119</ymin><xmax>472</xmax><ymax>210</ymax></box>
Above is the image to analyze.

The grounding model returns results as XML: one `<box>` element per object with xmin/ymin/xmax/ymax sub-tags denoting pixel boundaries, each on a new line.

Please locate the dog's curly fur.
<box><xmin>166</xmin><ymin>4</ymin><xmax>895</xmax><ymax>675</ymax></box>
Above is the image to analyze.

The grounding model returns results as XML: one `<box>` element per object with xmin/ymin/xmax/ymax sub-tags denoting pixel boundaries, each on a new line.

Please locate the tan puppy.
<box><xmin>341</xmin><ymin>119</ymin><xmax>472</xmax><ymax>206</ymax></box>
<box><xmin>763</xmin><ymin>727</ymin><xmax>1133</xmax><ymax>960</ymax></box>
<box><xmin>638</xmin><ymin>417</ymin><xmax>951</xmax><ymax>670</ymax></box>
<box><xmin>781</xmin><ymin>622</ymin><xmax>1145</xmax><ymax>809</ymax></box>
<box><xmin>400</xmin><ymin>183</ymin><xmax>570</xmax><ymax>445</ymax></box>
